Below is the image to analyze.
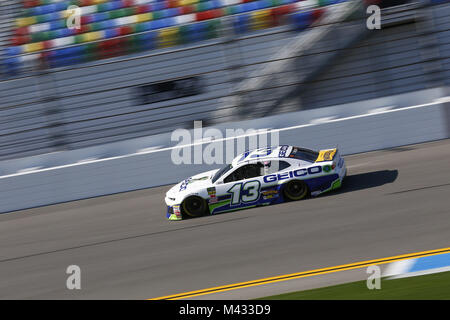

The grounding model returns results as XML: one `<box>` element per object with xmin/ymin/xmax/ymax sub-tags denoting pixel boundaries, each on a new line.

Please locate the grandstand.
<box><xmin>3</xmin><ymin>0</ymin><xmax>333</xmax><ymax>72</ymax></box>
<box><xmin>0</xmin><ymin>0</ymin><xmax>449</xmax><ymax>161</ymax></box>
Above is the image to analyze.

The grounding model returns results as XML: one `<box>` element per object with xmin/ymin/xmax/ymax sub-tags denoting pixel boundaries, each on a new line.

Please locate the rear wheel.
<box><xmin>182</xmin><ymin>196</ymin><xmax>207</xmax><ymax>218</ymax></box>
<box><xmin>283</xmin><ymin>180</ymin><xmax>309</xmax><ymax>201</ymax></box>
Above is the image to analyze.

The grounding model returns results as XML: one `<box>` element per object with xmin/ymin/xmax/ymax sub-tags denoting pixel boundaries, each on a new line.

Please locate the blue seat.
<box><xmin>137</xmin><ymin>32</ymin><xmax>157</xmax><ymax>50</ymax></box>
<box><xmin>234</xmin><ymin>14</ymin><xmax>250</xmax><ymax>34</ymax></box>
<box><xmin>104</xmin><ymin>28</ymin><xmax>120</xmax><ymax>38</ymax></box>
<box><xmin>292</xmin><ymin>11</ymin><xmax>313</xmax><ymax>30</ymax></box>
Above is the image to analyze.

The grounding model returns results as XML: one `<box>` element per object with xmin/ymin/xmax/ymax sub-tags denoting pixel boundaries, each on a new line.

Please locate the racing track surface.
<box><xmin>1</xmin><ymin>139</ymin><xmax>450</xmax><ymax>299</ymax></box>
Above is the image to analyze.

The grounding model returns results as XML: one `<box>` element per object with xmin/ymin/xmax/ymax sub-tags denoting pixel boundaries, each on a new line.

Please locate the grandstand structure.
<box><xmin>3</xmin><ymin>0</ymin><xmax>329</xmax><ymax>71</ymax></box>
<box><xmin>0</xmin><ymin>0</ymin><xmax>449</xmax><ymax>161</ymax></box>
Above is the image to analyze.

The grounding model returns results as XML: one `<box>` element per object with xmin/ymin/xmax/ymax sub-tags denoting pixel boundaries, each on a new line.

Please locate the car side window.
<box><xmin>261</xmin><ymin>160</ymin><xmax>291</xmax><ymax>175</ymax></box>
<box><xmin>224</xmin><ymin>164</ymin><xmax>264</xmax><ymax>183</ymax></box>
<box><xmin>279</xmin><ymin>161</ymin><xmax>291</xmax><ymax>171</ymax></box>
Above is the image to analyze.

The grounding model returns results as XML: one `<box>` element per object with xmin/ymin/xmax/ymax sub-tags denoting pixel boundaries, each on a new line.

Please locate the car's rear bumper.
<box><xmin>309</xmin><ymin>158</ymin><xmax>346</xmax><ymax>196</ymax></box>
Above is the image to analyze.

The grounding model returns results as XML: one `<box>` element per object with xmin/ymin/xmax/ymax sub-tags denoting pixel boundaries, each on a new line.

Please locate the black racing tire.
<box><xmin>182</xmin><ymin>196</ymin><xmax>208</xmax><ymax>218</ymax></box>
<box><xmin>283</xmin><ymin>180</ymin><xmax>309</xmax><ymax>201</ymax></box>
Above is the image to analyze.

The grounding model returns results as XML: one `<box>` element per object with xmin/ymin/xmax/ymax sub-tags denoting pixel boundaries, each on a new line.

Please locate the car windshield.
<box><xmin>211</xmin><ymin>164</ymin><xmax>233</xmax><ymax>184</ymax></box>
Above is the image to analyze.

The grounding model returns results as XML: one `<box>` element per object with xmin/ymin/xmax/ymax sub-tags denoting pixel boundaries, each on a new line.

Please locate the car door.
<box><xmin>213</xmin><ymin>162</ymin><xmax>265</xmax><ymax>212</ymax></box>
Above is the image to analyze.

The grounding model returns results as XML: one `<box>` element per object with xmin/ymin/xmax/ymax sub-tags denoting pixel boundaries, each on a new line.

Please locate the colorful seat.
<box><xmin>4</xmin><ymin>0</ymin><xmax>347</xmax><ymax>73</ymax></box>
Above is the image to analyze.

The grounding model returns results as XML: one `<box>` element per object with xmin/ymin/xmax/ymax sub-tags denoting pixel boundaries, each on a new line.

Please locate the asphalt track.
<box><xmin>0</xmin><ymin>139</ymin><xmax>450</xmax><ymax>299</ymax></box>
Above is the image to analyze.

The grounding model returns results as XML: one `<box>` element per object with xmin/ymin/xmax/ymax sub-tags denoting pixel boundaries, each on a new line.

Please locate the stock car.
<box><xmin>165</xmin><ymin>145</ymin><xmax>347</xmax><ymax>220</ymax></box>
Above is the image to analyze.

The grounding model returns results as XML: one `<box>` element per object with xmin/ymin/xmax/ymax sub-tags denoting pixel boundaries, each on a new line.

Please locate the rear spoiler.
<box><xmin>315</xmin><ymin>148</ymin><xmax>338</xmax><ymax>162</ymax></box>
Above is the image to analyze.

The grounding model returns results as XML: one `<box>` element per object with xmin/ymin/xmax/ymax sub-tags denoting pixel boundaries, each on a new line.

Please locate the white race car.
<box><xmin>165</xmin><ymin>145</ymin><xmax>346</xmax><ymax>220</ymax></box>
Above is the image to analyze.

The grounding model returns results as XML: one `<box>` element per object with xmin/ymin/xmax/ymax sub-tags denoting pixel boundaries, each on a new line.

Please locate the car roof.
<box><xmin>231</xmin><ymin>145</ymin><xmax>293</xmax><ymax>167</ymax></box>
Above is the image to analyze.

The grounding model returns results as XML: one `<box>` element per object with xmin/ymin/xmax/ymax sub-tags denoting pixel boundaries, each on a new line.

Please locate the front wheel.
<box><xmin>283</xmin><ymin>180</ymin><xmax>309</xmax><ymax>201</ymax></box>
<box><xmin>182</xmin><ymin>196</ymin><xmax>208</xmax><ymax>218</ymax></box>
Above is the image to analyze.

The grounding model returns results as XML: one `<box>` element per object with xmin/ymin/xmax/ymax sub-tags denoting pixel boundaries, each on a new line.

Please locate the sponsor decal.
<box><xmin>289</xmin><ymin>147</ymin><xmax>298</xmax><ymax>158</ymax></box>
<box><xmin>324</xmin><ymin>151</ymin><xmax>333</xmax><ymax>160</ymax></box>
<box><xmin>263</xmin><ymin>166</ymin><xmax>323</xmax><ymax>183</ymax></box>
<box><xmin>316</xmin><ymin>149</ymin><xmax>337</xmax><ymax>162</ymax></box>
<box><xmin>209</xmin><ymin>197</ymin><xmax>218</xmax><ymax>204</ymax></box>
<box><xmin>179</xmin><ymin>176</ymin><xmax>209</xmax><ymax>191</ymax></box>
<box><xmin>207</xmin><ymin>187</ymin><xmax>218</xmax><ymax>203</ymax></box>
<box><xmin>261</xmin><ymin>189</ymin><xmax>278</xmax><ymax>200</ymax></box>
<box><xmin>173</xmin><ymin>205</ymin><xmax>181</xmax><ymax>218</ymax></box>
<box><xmin>179</xmin><ymin>179</ymin><xmax>190</xmax><ymax>191</ymax></box>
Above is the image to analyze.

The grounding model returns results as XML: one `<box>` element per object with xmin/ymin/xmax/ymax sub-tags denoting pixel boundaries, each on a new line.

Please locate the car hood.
<box><xmin>166</xmin><ymin>169</ymin><xmax>219</xmax><ymax>197</ymax></box>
